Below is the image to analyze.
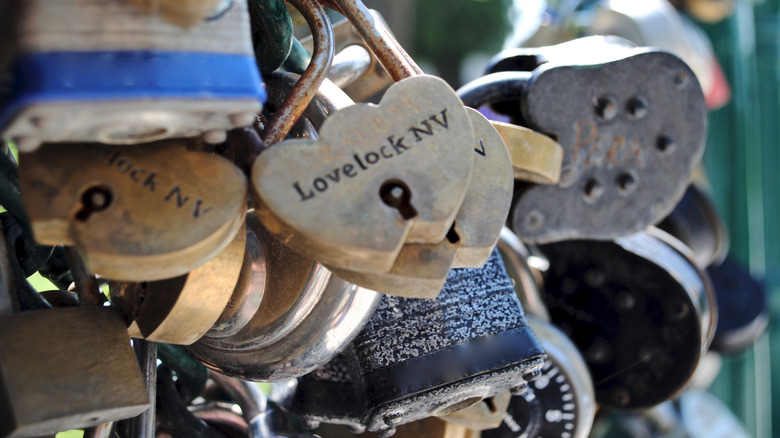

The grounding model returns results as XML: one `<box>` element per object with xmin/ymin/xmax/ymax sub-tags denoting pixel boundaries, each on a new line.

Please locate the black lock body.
<box><xmin>538</xmin><ymin>230</ymin><xmax>715</xmax><ymax>410</ymax></box>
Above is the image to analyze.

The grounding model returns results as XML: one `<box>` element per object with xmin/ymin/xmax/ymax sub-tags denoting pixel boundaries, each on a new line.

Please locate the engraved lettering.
<box><xmin>387</xmin><ymin>135</ymin><xmax>409</xmax><ymax>155</ymax></box>
<box><xmin>116</xmin><ymin>157</ymin><xmax>132</xmax><ymax>173</ymax></box>
<box><xmin>365</xmin><ymin>152</ymin><xmax>379</xmax><ymax>164</ymax></box>
<box><xmin>606</xmin><ymin>136</ymin><xmax>624</xmax><ymax>167</ymax></box>
<box><xmin>354</xmin><ymin>153</ymin><xmax>367</xmax><ymax>170</ymax></box>
<box><xmin>429</xmin><ymin>109</ymin><xmax>449</xmax><ymax>129</ymax></box>
<box><xmin>129</xmin><ymin>168</ymin><xmax>146</xmax><ymax>182</ymax></box>
<box><xmin>313</xmin><ymin>178</ymin><xmax>328</xmax><ymax>192</ymax></box>
<box><xmin>143</xmin><ymin>172</ymin><xmax>158</xmax><ymax>192</ymax></box>
<box><xmin>380</xmin><ymin>146</ymin><xmax>393</xmax><ymax>159</ymax></box>
<box><xmin>192</xmin><ymin>199</ymin><xmax>213</xmax><ymax>218</ymax></box>
<box><xmin>292</xmin><ymin>109</ymin><xmax>454</xmax><ymax>201</ymax></box>
<box><xmin>409</xmin><ymin>120</ymin><xmax>434</xmax><ymax>142</ymax></box>
<box><xmin>475</xmin><ymin>139</ymin><xmax>486</xmax><ymax>157</ymax></box>
<box><xmin>164</xmin><ymin>186</ymin><xmax>189</xmax><ymax>208</ymax></box>
<box><xmin>326</xmin><ymin>168</ymin><xmax>341</xmax><ymax>183</ymax></box>
<box><xmin>573</xmin><ymin>120</ymin><xmax>596</xmax><ymax>163</ymax></box>
<box><xmin>293</xmin><ymin>181</ymin><xmax>314</xmax><ymax>201</ymax></box>
<box><xmin>107</xmin><ymin>151</ymin><xmax>121</xmax><ymax>166</ymax></box>
<box><xmin>343</xmin><ymin>164</ymin><xmax>356</xmax><ymax>177</ymax></box>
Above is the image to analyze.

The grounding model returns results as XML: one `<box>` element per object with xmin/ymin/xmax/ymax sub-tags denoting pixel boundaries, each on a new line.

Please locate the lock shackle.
<box><xmin>496</xmin><ymin>227</ymin><xmax>551</xmax><ymax>323</ymax></box>
<box><xmin>331</xmin><ymin>0</ymin><xmax>422</xmax><ymax>81</ymax></box>
<box><xmin>261</xmin><ymin>0</ymin><xmax>334</xmax><ymax>145</ymax></box>
<box><xmin>456</xmin><ymin>71</ymin><xmax>531</xmax><ymax>110</ymax></box>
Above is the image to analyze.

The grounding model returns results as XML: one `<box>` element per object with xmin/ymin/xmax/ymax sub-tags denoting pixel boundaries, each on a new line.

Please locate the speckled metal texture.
<box><xmin>489</xmin><ymin>38</ymin><xmax>706</xmax><ymax>243</ymax></box>
<box><xmin>352</xmin><ymin>250</ymin><xmax>534</xmax><ymax>372</ymax></box>
<box><xmin>349</xmin><ymin>249</ymin><xmax>546</xmax><ymax>437</ymax></box>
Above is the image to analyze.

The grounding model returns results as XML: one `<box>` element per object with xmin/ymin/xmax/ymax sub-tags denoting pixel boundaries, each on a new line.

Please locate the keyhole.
<box><xmin>75</xmin><ymin>185</ymin><xmax>113</xmax><ymax>222</ymax></box>
<box><xmin>380</xmin><ymin>180</ymin><xmax>418</xmax><ymax>220</ymax></box>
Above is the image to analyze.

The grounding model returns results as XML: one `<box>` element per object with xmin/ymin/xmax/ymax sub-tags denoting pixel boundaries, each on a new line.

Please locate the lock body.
<box><xmin>538</xmin><ymin>229</ymin><xmax>715</xmax><ymax>410</ymax></box>
<box><xmin>1</xmin><ymin>0</ymin><xmax>265</xmax><ymax>150</ymax></box>
<box><xmin>0</xmin><ymin>306</ymin><xmax>149</xmax><ymax>437</ymax></box>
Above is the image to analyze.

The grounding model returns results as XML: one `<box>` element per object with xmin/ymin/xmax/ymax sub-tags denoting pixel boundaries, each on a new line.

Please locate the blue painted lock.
<box><xmin>0</xmin><ymin>0</ymin><xmax>266</xmax><ymax>151</ymax></box>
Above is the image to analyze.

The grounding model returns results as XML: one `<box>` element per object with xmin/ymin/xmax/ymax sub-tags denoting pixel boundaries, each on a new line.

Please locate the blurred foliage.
<box><xmin>411</xmin><ymin>0</ymin><xmax>513</xmax><ymax>85</ymax></box>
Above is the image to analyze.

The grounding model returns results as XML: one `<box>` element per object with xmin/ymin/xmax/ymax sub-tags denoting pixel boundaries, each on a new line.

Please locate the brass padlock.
<box><xmin>331</xmin><ymin>108</ymin><xmax>515</xmax><ymax>298</ymax></box>
<box><xmin>110</xmin><ymin>220</ymin><xmax>247</xmax><ymax>345</ymax></box>
<box><xmin>19</xmin><ymin>140</ymin><xmax>247</xmax><ymax>281</ymax></box>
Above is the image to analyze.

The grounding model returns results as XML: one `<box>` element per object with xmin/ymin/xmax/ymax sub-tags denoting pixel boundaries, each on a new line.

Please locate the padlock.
<box><xmin>1</xmin><ymin>0</ymin><xmax>265</xmax><ymax>150</ymax></box>
<box><xmin>252</xmin><ymin>73</ymin><xmax>476</xmax><ymax>273</ymax></box>
<box><xmin>185</xmin><ymin>210</ymin><xmax>381</xmax><ymax>381</ymax></box>
<box><xmin>538</xmin><ymin>228</ymin><xmax>715</xmax><ymax>410</ymax></box>
<box><xmin>489</xmin><ymin>228</ymin><xmax>596</xmax><ymax>438</ymax></box>
<box><xmin>344</xmin><ymin>250</ymin><xmax>546</xmax><ymax>437</ymax></box>
<box><xmin>657</xmin><ymin>183</ymin><xmax>728</xmax><ymax>268</ymax></box>
<box><xmin>299</xmin><ymin>10</ymin><xmax>393</xmax><ymax>102</ymax></box>
<box><xmin>123</xmin><ymin>0</ymin><xmax>228</xmax><ymax>28</ymax></box>
<box><xmin>18</xmin><ymin>139</ymin><xmax>247</xmax><ymax>281</ymax></box>
<box><xmin>706</xmin><ymin>257</ymin><xmax>769</xmax><ymax>354</ymax></box>
<box><xmin>109</xmin><ymin>220</ymin><xmax>247</xmax><ymax>345</ymax></box>
<box><xmin>331</xmin><ymin>107</ymin><xmax>514</xmax><ymax>298</ymax></box>
<box><xmin>253</xmin><ymin>0</ymin><xmax>480</xmax><ymax>279</ymax></box>
<box><xmin>478</xmin><ymin>36</ymin><xmax>707</xmax><ymax>243</ymax></box>
<box><xmin>0</xmin><ymin>224</ymin><xmax>150</xmax><ymax>437</ymax></box>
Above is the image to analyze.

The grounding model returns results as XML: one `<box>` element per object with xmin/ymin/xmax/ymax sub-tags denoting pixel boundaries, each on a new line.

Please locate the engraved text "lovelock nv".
<box><xmin>293</xmin><ymin>109</ymin><xmax>450</xmax><ymax>201</ymax></box>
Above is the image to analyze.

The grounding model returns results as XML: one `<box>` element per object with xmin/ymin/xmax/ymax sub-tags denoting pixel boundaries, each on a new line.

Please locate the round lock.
<box><xmin>537</xmin><ymin>228</ymin><xmax>715</xmax><ymax>410</ymax></box>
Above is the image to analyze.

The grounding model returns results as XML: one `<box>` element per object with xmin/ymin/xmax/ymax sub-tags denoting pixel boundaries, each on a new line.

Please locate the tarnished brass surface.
<box><xmin>252</xmin><ymin>75</ymin><xmax>475</xmax><ymax>274</ymax></box>
<box><xmin>0</xmin><ymin>306</ymin><xmax>149</xmax><ymax>437</ymax></box>
<box><xmin>490</xmin><ymin>121</ymin><xmax>563</xmax><ymax>185</ymax></box>
<box><xmin>438</xmin><ymin>391</ymin><xmax>511</xmax><ymax>431</ymax></box>
<box><xmin>123</xmin><ymin>0</ymin><xmax>223</xmax><ymax>28</ymax></box>
<box><xmin>19</xmin><ymin>140</ymin><xmax>247</xmax><ymax>281</ymax></box>
<box><xmin>114</xmin><ymin>221</ymin><xmax>246</xmax><ymax>345</ymax></box>
<box><xmin>452</xmin><ymin>109</ymin><xmax>514</xmax><ymax>268</ymax></box>
<box><xmin>329</xmin><ymin>109</ymin><xmax>512</xmax><ymax>298</ymax></box>
<box><xmin>331</xmin><ymin>241</ymin><xmax>456</xmax><ymax>298</ymax></box>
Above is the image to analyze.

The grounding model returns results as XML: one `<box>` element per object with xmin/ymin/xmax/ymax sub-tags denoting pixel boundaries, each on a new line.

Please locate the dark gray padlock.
<box><xmin>342</xmin><ymin>249</ymin><xmax>546</xmax><ymax>437</ymax></box>
<box><xmin>461</xmin><ymin>36</ymin><xmax>706</xmax><ymax>244</ymax></box>
<box><xmin>537</xmin><ymin>228</ymin><xmax>715</xmax><ymax>410</ymax></box>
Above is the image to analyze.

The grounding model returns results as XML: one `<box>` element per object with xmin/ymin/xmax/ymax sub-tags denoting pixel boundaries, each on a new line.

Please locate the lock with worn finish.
<box><xmin>331</xmin><ymin>107</ymin><xmax>514</xmax><ymax>298</ymax></box>
<box><xmin>474</xmin><ymin>36</ymin><xmax>707</xmax><ymax>243</ymax></box>
<box><xmin>18</xmin><ymin>139</ymin><xmax>247</xmax><ymax>281</ymax></box>
<box><xmin>1</xmin><ymin>0</ymin><xmax>265</xmax><ymax>151</ymax></box>
<box><xmin>275</xmin><ymin>250</ymin><xmax>545</xmax><ymax>437</ymax></box>
<box><xmin>537</xmin><ymin>228</ymin><xmax>715</xmax><ymax>410</ymax></box>
<box><xmin>345</xmin><ymin>250</ymin><xmax>545</xmax><ymax>436</ymax></box>
<box><xmin>109</xmin><ymin>220</ymin><xmax>247</xmax><ymax>345</ymax></box>
<box><xmin>253</xmin><ymin>0</ymin><xmax>492</xmax><ymax>298</ymax></box>
<box><xmin>0</xmin><ymin>222</ymin><xmax>150</xmax><ymax>437</ymax></box>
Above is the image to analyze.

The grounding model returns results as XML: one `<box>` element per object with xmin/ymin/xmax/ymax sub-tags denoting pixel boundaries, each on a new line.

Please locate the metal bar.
<box><xmin>63</xmin><ymin>246</ymin><xmax>104</xmax><ymax>306</ymax></box>
<box><xmin>261</xmin><ymin>0</ymin><xmax>333</xmax><ymax>146</ymax></box>
<box><xmin>332</xmin><ymin>0</ymin><xmax>420</xmax><ymax>80</ymax></box>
